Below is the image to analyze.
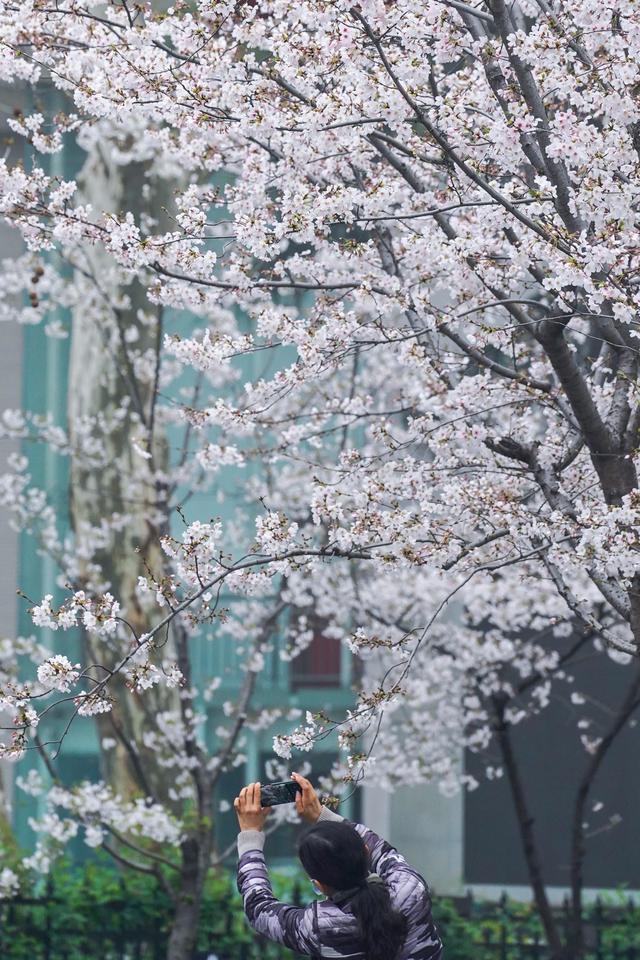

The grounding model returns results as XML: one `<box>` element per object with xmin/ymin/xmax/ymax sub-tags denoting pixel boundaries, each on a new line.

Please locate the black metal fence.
<box><xmin>2</xmin><ymin>884</ymin><xmax>640</xmax><ymax>960</ymax></box>
<box><xmin>454</xmin><ymin>927</ymin><xmax>640</xmax><ymax>960</ymax></box>
<box><xmin>444</xmin><ymin>891</ymin><xmax>640</xmax><ymax>960</ymax></box>
<box><xmin>0</xmin><ymin>876</ymin><xmax>305</xmax><ymax>960</ymax></box>
<box><xmin>2</xmin><ymin>889</ymin><xmax>163</xmax><ymax>960</ymax></box>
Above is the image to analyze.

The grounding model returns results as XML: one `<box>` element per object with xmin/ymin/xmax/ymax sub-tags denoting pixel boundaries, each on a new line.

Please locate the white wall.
<box><xmin>363</xmin><ymin>780</ymin><xmax>465</xmax><ymax>896</ymax></box>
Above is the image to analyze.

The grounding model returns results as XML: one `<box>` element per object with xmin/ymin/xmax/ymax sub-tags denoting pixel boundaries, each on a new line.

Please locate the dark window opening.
<box><xmin>290</xmin><ymin>618</ymin><xmax>342</xmax><ymax>690</ymax></box>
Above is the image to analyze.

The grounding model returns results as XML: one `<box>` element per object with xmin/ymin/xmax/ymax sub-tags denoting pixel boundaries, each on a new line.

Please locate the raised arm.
<box><xmin>235</xmin><ymin>782</ymin><xmax>320</xmax><ymax>955</ymax></box>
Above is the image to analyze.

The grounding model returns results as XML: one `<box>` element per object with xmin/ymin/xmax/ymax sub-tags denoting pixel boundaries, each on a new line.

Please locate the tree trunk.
<box><xmin>68</xmin><ymin>140</ymin><xmax>179</xmax><ymax>803</ymax></box>
<box><xmin>0</xmin><ymin>769</ymin><xmax>17</xmax><ymax>854</ymax></box>
<box><xmin>568</xmin><ymin>667</ymin><xmax>640</xmax><ymax>959</ymax></box>
<box><xmin>0</xmin><ymin>760</ymin><xmax>12</xmax><ymax>826</ymax></box>
<box><xmin>68</xmin><ymin>139</ymin><xmax>215</xmax><ymax>960</ymax></box>
<box><xmin>167</xmin><ymin>835</ymin><xmax>213</xmax><ymax>960</ymax></box>
<box><xmin>493</xmin><ymin>698</ymin><xmax>565</xmax><ymax>960</ymax></box>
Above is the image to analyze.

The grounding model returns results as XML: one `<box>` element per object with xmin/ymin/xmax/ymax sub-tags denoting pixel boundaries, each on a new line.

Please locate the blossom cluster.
<box><xmin>0</xmin><ymin>0</ymin><xmax>638</xmax><ymax>865</ymax></box>
<box><xmin>31</xmin><ymin>592</ymin><xmax>120</xmax><ymax>636</ymax></box>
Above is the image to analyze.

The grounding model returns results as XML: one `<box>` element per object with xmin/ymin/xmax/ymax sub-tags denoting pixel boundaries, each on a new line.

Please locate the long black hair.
<box><xmin>298</xmin><ymin>821</ymin><xmax>408</xmax><ymax>960</ymax></box>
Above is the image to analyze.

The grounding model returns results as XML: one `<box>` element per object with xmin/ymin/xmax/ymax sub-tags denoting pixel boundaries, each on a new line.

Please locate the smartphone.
<box><xmin>260</xmin><ymin>780</ymin><xmax>302</xmax><ymax>807</ymax></box>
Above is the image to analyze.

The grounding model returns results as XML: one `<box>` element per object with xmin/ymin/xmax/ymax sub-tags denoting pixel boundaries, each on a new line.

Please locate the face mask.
<box><xmin>310</xmin><ymin>880</ymin><xmax>325</xmax><ymax>897</ymax></box>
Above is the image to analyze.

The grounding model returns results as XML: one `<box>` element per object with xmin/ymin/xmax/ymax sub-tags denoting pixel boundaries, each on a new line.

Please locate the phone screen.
<box><xmin>260</xmin><ymin>781</ymin><xmax>302</xmax><ymax>806</ymax></box>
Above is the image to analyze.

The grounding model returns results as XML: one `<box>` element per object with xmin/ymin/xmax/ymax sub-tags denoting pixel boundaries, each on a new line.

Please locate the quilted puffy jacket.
<box><xmin>237</xmin><ymin>805</ymin><xmax>444</xmax><ymax>960</ymax></box>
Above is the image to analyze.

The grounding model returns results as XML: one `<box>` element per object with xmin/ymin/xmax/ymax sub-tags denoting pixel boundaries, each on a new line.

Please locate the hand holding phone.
<box><xmin>260</xmin><ymin>780</ymin><xmax>302</xmax><ymax>806</ymax></box>
<box><xmin>291</xmin><ymin>772</ymin><xmax>324</xmax><ymax>823</ymax></box>
<box><xmin>234</xmin><ymin>781</ymin><xmax>271</xmax><ymax>832</ymax></box>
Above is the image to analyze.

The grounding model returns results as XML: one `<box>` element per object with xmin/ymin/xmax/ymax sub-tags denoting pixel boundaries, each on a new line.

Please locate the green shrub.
<box><xmin>3</xmin><ymin>861</ymin><xmax>640</xmax><ymax>959</ymax></box>
<box><xmin>0</xmin><ymin>855</ymin><xmax>305</xmax><ymax>959</ymax></box>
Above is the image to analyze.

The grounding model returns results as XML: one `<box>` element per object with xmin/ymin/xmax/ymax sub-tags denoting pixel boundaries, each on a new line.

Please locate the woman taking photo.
<box><xmin>234</xmin><ymin>772</ymin><xmax>443</xmax><ymax>960</ymax></box>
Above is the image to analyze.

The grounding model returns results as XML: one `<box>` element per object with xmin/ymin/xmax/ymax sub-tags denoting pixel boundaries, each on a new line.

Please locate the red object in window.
<box><xmin>291</xmin><ymin>625</ymin><xmax>342</xmax><ymax>690</ymax></box>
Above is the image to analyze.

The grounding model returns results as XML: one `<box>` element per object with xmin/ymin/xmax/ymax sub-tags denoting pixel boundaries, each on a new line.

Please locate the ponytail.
<box><xmin>349</xmin><ymin>879</ymin><xmax>408</xmax><ymax>960</ymax></box>
<box><xmin>298</xmin><ymin>822</ymin><xmax>408</xmax><ymax>960</ymax></box>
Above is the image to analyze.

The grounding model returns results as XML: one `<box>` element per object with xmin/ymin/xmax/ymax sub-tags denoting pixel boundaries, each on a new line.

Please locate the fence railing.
<box><xmin>445</xmin><ymin>891</ymin><xmax>640</xmax><ymax>960</ymax></box>
<box><xmin>2</xmin><ymin>883</ymin><xmax>639</xmax><ymax>960</ymax></box>
<box><xmin>0</xmin><ymin>875</ymin><xmax>306</xmax><ymax>960</ymax></box>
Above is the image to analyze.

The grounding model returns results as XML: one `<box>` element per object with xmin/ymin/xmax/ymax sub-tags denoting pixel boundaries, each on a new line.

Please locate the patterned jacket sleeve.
<box><xmin>359</xmin><ymin>825</ymin><xmax>429</xmax><ymax>890</ymax></box>
<box><xmin>237</xmin><ymin>832</ymin><xmax>319</xmax><ymax>955</ymax></box>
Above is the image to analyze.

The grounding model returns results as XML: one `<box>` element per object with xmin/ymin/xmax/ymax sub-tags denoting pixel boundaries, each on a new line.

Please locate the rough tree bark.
<box><xmin>493</xmin><ymin>658</ymin><xmax>640</xmax><ymax>960</ymax></box>
<box><xmin>168</xmin><ymin>834</ymin><xmax>213</xmax><ymax>960</ymax></box>
<box><xmin>492</xmin><ymin>695</ymin><xmax>565</xmax><ymax>960</ymax></box>
<box><xmin>68</xmin><ymin>143</ymin><xmax>215</xmax><ymax>960</ymax></box>
<box><xmin>68</xmin><ymin>143</ymin><xmax>178</xmax><ymax>802</ymax></box>
<box><xmin>568</xmin><ymin>667</ymin><xmax>640</xmax><ymax>959</ymax></box>
<box><xmin>0</xmin><ymin>763</ymin><xmax>14</xmax><ymax>850</ymax></box>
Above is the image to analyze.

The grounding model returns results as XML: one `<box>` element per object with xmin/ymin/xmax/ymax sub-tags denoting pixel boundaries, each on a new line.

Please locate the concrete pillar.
<box><xmin>361</xmin><ymin>771</ymin><xmax>464</xmax><ymax>894</ymax></box>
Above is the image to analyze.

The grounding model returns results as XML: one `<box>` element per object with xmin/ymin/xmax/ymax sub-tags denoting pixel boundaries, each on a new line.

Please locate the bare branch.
<box><xmin>351</xmin><ymin>10</ymin><xmax>573</xmax><ymax>254</ymax></box>
<box><xmin>487</xmin><ymin>0</ymin><xmax>583</xmax><ymax>235</ymax></box>
<box><xmin>436</xmin><ymin>0</ymin><xmax>494</xmax><ymax>24</ymax></box>
<box><xmin>544</xmin><ymin>558</ymin><xmax>636</xmax><ymax>654</ymax></box>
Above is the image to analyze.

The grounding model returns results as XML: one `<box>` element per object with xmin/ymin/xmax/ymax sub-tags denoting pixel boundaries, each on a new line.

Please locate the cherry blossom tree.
<box><xmin>1</xmin><ymin>1</ymin><xmax>640</xmax><ymax>958</ymax></box>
